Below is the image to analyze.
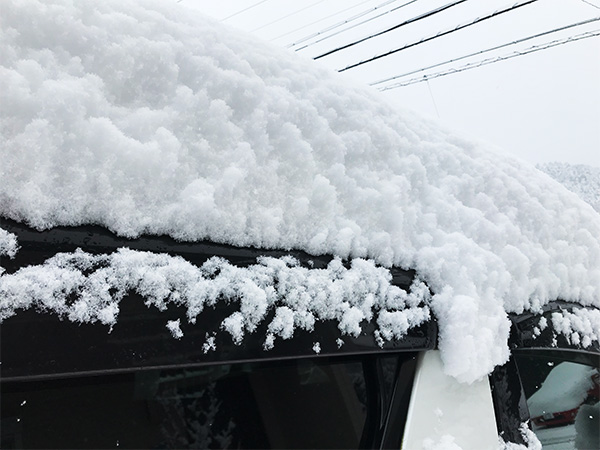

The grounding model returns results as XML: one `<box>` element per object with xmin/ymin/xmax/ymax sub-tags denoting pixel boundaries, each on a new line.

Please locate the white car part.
<box><xmin>402</xmin><ymin>351</ymin><xmax>499</xmax><ymax>449</ymax></box>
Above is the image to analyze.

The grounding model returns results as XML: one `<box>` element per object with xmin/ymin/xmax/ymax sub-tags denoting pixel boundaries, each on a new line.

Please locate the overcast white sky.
<box><xmin>180</xmin><ymin>0</ymin><xmax>599</xmax><ymax>168</ymax></box>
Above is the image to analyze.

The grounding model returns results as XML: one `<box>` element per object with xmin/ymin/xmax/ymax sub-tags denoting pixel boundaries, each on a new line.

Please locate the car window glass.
<box><xmin>515</xmin><ymin>354</ymin><xmax>599</xmax><ymax>450</ymax></box>
<box><xmin>1</xmin><ymin>354</ymin><xmax>414</xmax><ymax>449</ymax></box>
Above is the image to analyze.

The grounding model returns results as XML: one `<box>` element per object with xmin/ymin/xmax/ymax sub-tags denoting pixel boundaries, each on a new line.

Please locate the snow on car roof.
<box><xmin>1</xmin><ymin>0</ymin><xmax>599</xmax><ymax>383</ymax></box>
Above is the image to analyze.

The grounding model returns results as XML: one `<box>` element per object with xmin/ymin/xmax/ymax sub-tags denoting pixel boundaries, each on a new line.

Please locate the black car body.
<box><xmin>1</xmin><ymin>218</ymin><xmax>598</xmax><ymax>449</ymax></box>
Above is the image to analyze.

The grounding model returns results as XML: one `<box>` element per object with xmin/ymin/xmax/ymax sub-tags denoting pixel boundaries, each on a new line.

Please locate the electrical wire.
<box><xmin>250</xmin><ymin>0</ymin><xmax>328</xmax><ymax>33</ymax></box>
<box><xmin>292</xmin><ymin>0</ymin><xmax>421</xmax><ymax>52</ymax></box>
<box><xmin>338</xmin><ymin>0</ymin><xmax>539</xmax><ymax>71</ymax></box>
<box><xmin>380</xmin><ymin>29</ymin><xmax>600</xmax><ymax>90</ymax></box>
<box><xmin>313</xmin><ymin>0</ymin><xmax>467</xmax><ymax>59</ymax></box>
<box><xmin>221</xmin><ymin>0</ymin><xmax>270</xmax><ymax>22</ymax></box>
<box><xmin>286</xmin><ymin>0</ymin><xmax>400</xmax><ymax>49</ymax></box>
<box><xmin>270</xmin><ymin>0</ymin><xmax>375</xmax><ymax>42</ymax></box>
<box><xmin>581</xmin><ymin>0</ymin><xmax>600</xmax><ymax>10</ymax></box>
<box><xmin>371</xmin><ymin>16</ymin><xmax>600</xmax><ymax>86</ymax></box>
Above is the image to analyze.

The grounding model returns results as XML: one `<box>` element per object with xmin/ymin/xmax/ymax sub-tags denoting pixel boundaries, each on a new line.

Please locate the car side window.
<box><xmin>514</xmin><ymin>352</ymin><xmax>599</xmax><ymax>450</ymax></box>
<box><xmin>1</xmin><ymin>353</ymin><xmax>415</xmax><ymax>449</ymax></box>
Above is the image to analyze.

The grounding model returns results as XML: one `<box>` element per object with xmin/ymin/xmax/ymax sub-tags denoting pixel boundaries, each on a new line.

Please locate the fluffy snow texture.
<box><xmin>537</xmin><ymin>162</ymin><xmax>600</xmax><ymax>212</ymax></box>
<box><xmin>498</xmin><ymin>424</ymin><xmax>542</xmax><ymax>450</ymax></box>
<box><xmin>0</xmin><ymin>248</ymin><xmax>430</xmax><ymax>349</ymax></box>
<box><xmin>166</xmin><ymin>319</ymin><xmax>183</xmax><ymax>339</ymax></box>
<box><xmin>0</xmin><ymin>229</ymin><xmax>19</xmax><ymax>261</ymax></box>
<box><xmin>1</xmin><ymin>0</ymin><xmax>600</xmax><ymax>382</ymax></box>
<box><xmin>550</xmin><ymin>308</ymin><xmax>600</xmax><ymax>348</ymax></box>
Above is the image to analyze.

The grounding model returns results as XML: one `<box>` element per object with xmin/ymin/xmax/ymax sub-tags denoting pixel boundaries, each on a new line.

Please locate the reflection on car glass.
<box><xmin>1</xmin><ymin>357</ymin><xmax>375</xmax><ymax>449</ymax></box>
<box><xmin>516</xmin><ymin>356</ymin><xmax>599</xmax><ymax>450</ymax></box>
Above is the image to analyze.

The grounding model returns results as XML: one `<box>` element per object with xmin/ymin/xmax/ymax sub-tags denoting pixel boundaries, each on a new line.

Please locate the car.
<box><xmin>528</xmin><ymin>363</ymin><xmax>599</xmax><ymax>430</ymax></box>
<box><xmin>1</xmin><ymin>218</ymin><xmax>598</xmax><ymax>449</ymax></box>
<box><xmin>2</xmin><ymin>2</ymin><xmax>599</xmax><ymax>449</ymax></box>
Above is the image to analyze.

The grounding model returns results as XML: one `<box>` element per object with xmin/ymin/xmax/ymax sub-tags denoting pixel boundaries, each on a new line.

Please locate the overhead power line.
<box><xmin>580</xmin><ymin>0</ymin><xmax>600</xmax><ymax>10</ymax></box>
<box><xmin>371</xmin><ymin>16</ymin><xmax>600</xmax><ymax>86</ymax></box>
<box><xmin>221</xmin><ymin>0</ymin><xmax>270</xmax><ymax>22</ymax></box>
<box><xmin>314</xmin><ymin>0</ymin><xmax>468</xmax><ymax>59</ymax></box>
<box><xmin>292</xmin><ymin>0</ymin><xmax>420</xmax><ymax>52</ymax></box>
<box><xmin>338</xmin><ymin>0</ymin><xmax>540</xmax><ymax>71</ymax></box>
<box><xmin>380</xmin><ymin>29</ymin><xmax>600</xmax><ymax>90</ymax></box>
<box><xmin>250</xmin><ymin>0</ymin><xmax>327</xmax><ymax>33</ymax></box>
<box><xmin>286</xmin><ymin>0</ymin><xmax>399</xmax><ymax>49</ymax></box>
<box><xmin>270</xmin><ymin>0</ymin><xmax>375</xmax><ymax>42</ymax></box>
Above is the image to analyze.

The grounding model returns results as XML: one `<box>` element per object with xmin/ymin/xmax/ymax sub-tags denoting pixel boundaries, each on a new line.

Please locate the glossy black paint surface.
<box><xmin>0</xmin><ymin>218</ymin><xmax>435</xmax><ymax>380</ymax></box>
<box><xmin>490</xmin><ymin>304</ymin><xmax>600</xmax><ymax>444</ymax></box>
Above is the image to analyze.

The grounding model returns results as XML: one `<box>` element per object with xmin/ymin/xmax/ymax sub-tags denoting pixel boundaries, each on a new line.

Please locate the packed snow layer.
<box><xmin>0</xmin><ymin>248</ymin><xmax>430</xmax><ymax>349</ymax></box>
<box><xmin>537</xmin><ymin>162</ymin><xmax>600</xmax><ymax>212</ymax></box>
<box><xmin>1</xmin><ymin>0</ymin><xmax>599</xmax><ymax>382</ymax></box>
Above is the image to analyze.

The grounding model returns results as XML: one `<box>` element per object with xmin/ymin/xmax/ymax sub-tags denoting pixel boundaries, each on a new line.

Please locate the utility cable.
<box><xmin>286</xmin><ymin>0</ymin><xmax>400</xmax><ymax>49</ymax></box>
<box><xmin>338</xmin><ymin>0</ymin><xmax>539</xmax><ymax>71</ymax></box>
<box><xmin>581</xmin><ymin>0</ymin><xmax>600</xmax><ymax>10</ymax></box>
<box><xmin>291</xmin><ymin>0</ymin><xmax>421</xmax><ymax>51</ymax></box>
<box><xmin>371</xmin><ymin>16</ymin><xmax>600</xmax><ymax>86</ymax></box>
<box><xmin>380</xmin><ymin>29</ymin><xmax>600</xmax><ymax>89</ymax></box>
<box><xmin>313</xmin><ymin>0</ymin><xmax>468</xmax><ymax>59</ymax></box>
<box><xmin>221</xmin><ymin>0</ymin><xmax>270</xmax><ymax>22</ymax></box>
<box><xmin>250</xmin><ymin>0</ymin><xmax>328</xmax><ymax>33</ymax></box>
<box><xmin>270</xmin><ymin>0</ymin><xmax>375</xmax><ymax>42</ymax></box>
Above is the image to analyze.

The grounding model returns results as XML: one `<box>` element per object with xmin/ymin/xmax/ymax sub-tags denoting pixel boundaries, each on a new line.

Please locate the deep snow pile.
<box><xmin>537</xmin><ymin>162</ymin><xmax>600</xmax><ymax>212</ymax></box>
<box><xmin>1</xmin><ymin>0</ymin><xmax>599</xmax><ymax>383</ymax></box>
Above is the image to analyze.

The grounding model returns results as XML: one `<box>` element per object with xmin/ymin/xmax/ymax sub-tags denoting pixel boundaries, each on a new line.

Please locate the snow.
<box><xmin>537</xmin><ymin>162</ymin><xmax>600</xmax><ymax>213</ymax></box>
<box><xmin>202</xmin><ymin>333</ymin><xmax>217</xmax><ymax>354</ymax></box>
<box><xmin>0</xmin><ymin>0</ymin><xmax>599</xmax><ymax>383</ymax></box>
<box><xmin>0</xmin><ymin>229</ymin><xmax>18</xmax><ymax>261</ymax></box>
<box><xmin>498</xmin><ymin>424</ymin><xmax>542</xmax><ymax>450</ymax></box>
<box><xmin>166</xmin><ymin>319</ymin><xmax>183</xmax><ymax>339</ymax></box>
<box><xmin>550</xmin><ymin>308</ymin><xmax>600</xmax><ymax>348</ymax></box>
<box><xmin>0</xmin><ymin>248</ymin><xmax>430</xmax><ymax>349</ymax></box>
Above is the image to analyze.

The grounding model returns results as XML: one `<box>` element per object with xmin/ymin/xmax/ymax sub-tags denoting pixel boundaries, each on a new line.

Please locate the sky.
<box><xmin>179</xmin><ymin>0</ymin><xmax>600</xmax><ymax>168</ymax></box>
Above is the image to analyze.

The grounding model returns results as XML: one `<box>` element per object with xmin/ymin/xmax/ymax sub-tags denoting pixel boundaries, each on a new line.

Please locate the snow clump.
<box><xmin>0</xmin><ymin>229</ymin><xmax>19</xmax><ymax>260</ymax></box>
<box><xmin>166</xmin><ymin>319</ymin><xmax>184</xmax><ymax>339</ymax></box>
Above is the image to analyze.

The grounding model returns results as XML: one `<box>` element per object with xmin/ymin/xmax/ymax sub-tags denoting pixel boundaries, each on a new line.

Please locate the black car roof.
<box><xmin>2</xmin><ymin>219</ymin><xmax>598</xmax><ymax>382</ymax></box>
<box><xmin>0</xmin><ymin>218</ymin><xmax>435</xmax><ymax>381</ymax></box>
